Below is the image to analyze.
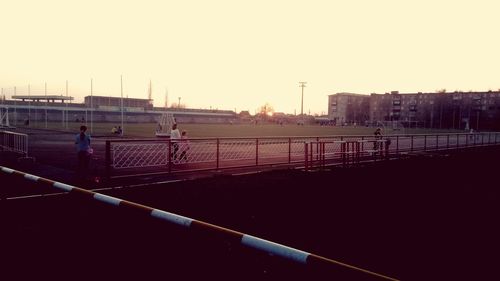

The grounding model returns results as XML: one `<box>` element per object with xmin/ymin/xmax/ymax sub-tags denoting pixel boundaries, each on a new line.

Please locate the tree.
<box><xmin>257</xmin><ymin>103</ymin><xmax>274</xmax><ymax>117</ymax></box>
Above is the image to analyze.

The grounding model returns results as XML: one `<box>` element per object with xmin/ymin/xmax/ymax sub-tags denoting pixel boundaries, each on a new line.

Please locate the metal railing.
<box><xmin>0</xmin><ymin>130</ymin><xmax>29</xmax><ymax>157</ymax></box>
<box><xmin>105</xmin><ymin>132</ymin><xmax>500</xmax><ymax>178</ymax></box>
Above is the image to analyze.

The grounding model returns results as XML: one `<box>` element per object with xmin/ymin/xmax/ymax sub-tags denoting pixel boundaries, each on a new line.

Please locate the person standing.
<box><xmin>179</xmin><ymin>130</ymin><xmax>190</xmax><ymax>162</ymax></box>
<box><xmin>75</xmin><ymin>125</ymin><xmax>91</xmax><ymax>179</ymax></box>
<box><xmin>170</xmin><ymin>123</ymin><xmax>181</xmax><ymax>160</ymax></box>
<box><xmin>374</xmin><ymin>127</ymin><xmax>382</xmax><ymax>150</ymax></box>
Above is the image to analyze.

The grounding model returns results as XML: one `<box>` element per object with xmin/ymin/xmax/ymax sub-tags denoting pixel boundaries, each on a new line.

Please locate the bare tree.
<box><xmin>257</xmin><ymin>103</ymin><xmax>274</xmax><ymax>117</ymax></box>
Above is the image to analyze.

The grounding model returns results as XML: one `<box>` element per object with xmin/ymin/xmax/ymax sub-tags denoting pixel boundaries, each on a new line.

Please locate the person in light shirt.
<box><xmin>170</xmin><ymin>123</ymin><xmax>181</xmax><ymax>160</ymax></box>
<box><xmin>178</xmin><ymin>130</ymin><xmax>190</xmax><ymax>162</ymax></box>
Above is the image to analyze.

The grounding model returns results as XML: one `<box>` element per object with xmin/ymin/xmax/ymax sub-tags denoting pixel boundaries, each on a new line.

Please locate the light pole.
<box><xmin>90</xmin><ymin>78</ymin><xmax>93</xmax><ymax>134</ymax></box>
<box><xmin>45</xmin><ymin>82</ymin><xmax>48</xmax><ymax>128</ymax></box>
<box><xmin>120</xmin><ymin>75</ymin><xmax>124</xmax><ymax>136</ymax></box>
<box><xmin>299</xmin><ymin>82</ymin><xmax>307</xmax><ymax>116</ymax></box>
<box><xmin>178</xmin><ymin>97</ymin><xmax>181</xmax><ymax>108</ymax></box>
<box><xmin>299</xmin><ymin>82</ymin><xmax>307</xmax><ymax>124</ymax></box>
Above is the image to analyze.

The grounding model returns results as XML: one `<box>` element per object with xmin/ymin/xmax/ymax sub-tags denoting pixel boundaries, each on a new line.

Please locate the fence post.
<box><xmin>168</xmin><ymin>140</ymin><xmax>172</xmax><ymax>173</ymax></box>
<box><xmin>342</xmin><ymin>142</ymin><xmax>347</xmax><ymax>167</ymax></box>
<box><xmin>304</xmin><ymin>142</ymin><xmax>308</xmax><ymax>171</ymax></box>
<box><xmin>435</xmin><ymin>135</ymin><xmax>438</xmax><ymax>150</ymax></box>
<box><xmin>25</xmin><ymin>133</ymin><xmax>29</xmax><ymax>157</ymax></box>
<box><xmin>316</xmin><ymin>137</ymin><xmax>320</xmax><ymax>162</ymax></box>
<box><xmin>216</xmin><ymin>139</ymin><xmax>220</xmax><ymax>170</ymax></box>
<box><xmin>319</xmin><ymin>142</ymin><xmax>323</xmax><ymax>167</ymax></box>
<box><xmin>396</xmin><ymin>135</ymin><xmax>399</xmax><ymax>155</ymax></box>
<box><xmin>310</xmin><ymin>141</ymin><xmax>313</xmax><ymax>167</ymax></box>
<box><xmin>411</xmin><ymin>136</ymin><xmax>414</xmax><ymax>152</ymax></box>
<box><xmin>105</xmin><ymin>140</ymin><xmax>111</xmax><ymax>181</ymax></box>
<box><xmin>256</xmin><ymin>138</ymin><xmax>259</xmax><ymax>166</ymax></box>
<box><xmin>288</xmin><ymin>138</ymin><xmax>291</xmax><ymax>164</ymax></box>
<box><xmin>322</xmin><ymin>142</ymin><xmax>326</xmax><ymax>167</ymax></box>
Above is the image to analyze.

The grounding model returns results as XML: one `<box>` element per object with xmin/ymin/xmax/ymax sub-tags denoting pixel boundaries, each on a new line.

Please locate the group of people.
<box><xmin>111</xmin><ymin>126</ymin><xmax>123</xmax><ymax>135</ymax></box>
<box><xmin>75</xmin><ymin>123</ymin><xmax>190</xmax><ymax>181</ymax></box>
<box><xmin>75</xmin><ymin>124</ymin><xmax>395</xmax><ymax>181</ymax></box>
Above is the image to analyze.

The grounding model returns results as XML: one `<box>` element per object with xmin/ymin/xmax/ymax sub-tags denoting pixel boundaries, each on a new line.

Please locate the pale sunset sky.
<box><xmin>1</xmin><ymin>0</ymin><xmax>499</xmax><ymax>115</ymax></box>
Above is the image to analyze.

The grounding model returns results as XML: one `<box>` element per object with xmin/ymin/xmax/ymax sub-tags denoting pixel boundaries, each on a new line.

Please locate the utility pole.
<box><xmin>299</xmin><ymin>82</ymin><xmax>307</xmax><ymax>117</ymax></box>
<box><xmin>439</xmin><ymin>103</ymin><xmax>443</xmax><ymax>129</ymax></box>
<box><xmin>452</xmin><ymin>107</ymin><xmax>455</xmax><ymax>129</ymax></box>
<box><xmin>28</xmin><ymin>84</ymin><xmax>31</xmax><ymax>124</ymax></box>
<box><xmin>165</xmin><ymin>88</ymin><xmax>168</xmax><ymax>108</ymax></box>
<box><xmin>430</xmin><ymin>103</ymin><xmax>434</xmax><ymax>128</ymax></box>
<box><xmin>178</xmin><ymin>97</ymin><xmax>181</xmax><ymax>108</ymax></box>
<box><xmin>90</xmin><ymin>78</ymin><xmax>93</xmax><ymax>133</ymax></box>
<box><xmin>148</xmin><ymin>80</ymin><xmax>152</xmax><ymax>101</ymax></box>
<box><xmin>121</xmin><ymin>75</ymin><xmax>124</xmax><ymax>136</ymax></box>
<box><xmin>45</xmin><ymin>82</ymin><xmax>48</xmax><ymax>128</ymax></box>
<box><xmin>476</xmin><ymin>110</ymin><xmax>480</xmax><ymax>130</ymax></box>
<box><xmin>14</xmin><ymin>86</ymin><xmax>17</xmax><ymax>126</ymax></box>
<box><xmin>65</xmin><ymin>80</ymin><xmax>68</xmax><ymax>129</ymax></box>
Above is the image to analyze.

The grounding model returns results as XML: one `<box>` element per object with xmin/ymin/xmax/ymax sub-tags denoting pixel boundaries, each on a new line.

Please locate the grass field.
<box><xmin>21</xmin><ymin>120</ymin><xmax>463</xmax><ymax>138</ymax></box>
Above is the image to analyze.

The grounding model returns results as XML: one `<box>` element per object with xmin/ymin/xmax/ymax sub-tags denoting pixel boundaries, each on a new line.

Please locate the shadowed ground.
<box><xmin>1</xmin><ymin>147</ymin><xmax>499</xmax><ymax>280</ymax></box>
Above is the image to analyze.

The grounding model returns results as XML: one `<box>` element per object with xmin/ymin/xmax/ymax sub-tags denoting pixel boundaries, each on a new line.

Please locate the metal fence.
<box><xmin>105</xmin><ymin>132</ymin><xmax>500</xmax><ymax>178</ymax></box>
<box><xmin>0</xmin><ymin>130</ymin><xmax>29</xmax><ymax>157</ymax></box>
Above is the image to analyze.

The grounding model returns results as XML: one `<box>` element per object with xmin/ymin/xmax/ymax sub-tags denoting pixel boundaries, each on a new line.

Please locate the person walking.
<box><xmin>374</xmin><ymin>127</ymin><xmax>383</xmax><ymax>150</ymax></box>
<box><xmin>179</xmin><ymin>130</ymin><xmax>190</xmax><ymax>162</ymax></box>
<box><xmin>170</xmin><ymin>123</ymin><xmax>181</xmax><ymax>160</ymax></box>
<box><xmin>75</xmin><ymin>125</ymin><xmax>92</xmax><ymax>180</ymax></box>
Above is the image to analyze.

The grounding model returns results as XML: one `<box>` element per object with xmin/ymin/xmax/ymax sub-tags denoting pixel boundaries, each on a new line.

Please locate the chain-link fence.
<box><xmin>105</xmin><ymin>132</ymin><xmax>500</xmax><ymax>178</ymax></box>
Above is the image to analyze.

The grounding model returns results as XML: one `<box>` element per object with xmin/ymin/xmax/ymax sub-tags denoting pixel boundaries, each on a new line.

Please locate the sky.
<box><xmin>1</xmin><ymin>0</ymin><xmax>499</xmax><ymax>115</ymax></box>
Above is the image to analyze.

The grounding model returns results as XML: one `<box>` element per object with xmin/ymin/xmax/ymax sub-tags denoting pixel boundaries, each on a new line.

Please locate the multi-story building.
<box><xmin>328</xmin><ymin>93</ymin><xmax>370</xmax><ymax>125</ymax></box>
<box><xmin>329</xmin><ymin>90</ymin><xmax>500</xmax><ymax>130</ymax></box>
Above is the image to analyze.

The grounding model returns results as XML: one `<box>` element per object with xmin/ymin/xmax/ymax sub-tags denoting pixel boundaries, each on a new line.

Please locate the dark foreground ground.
<box><xmin>1</xmin><ymin>147</ymin><xmax>499</xmax><ymax>280</ymax></box>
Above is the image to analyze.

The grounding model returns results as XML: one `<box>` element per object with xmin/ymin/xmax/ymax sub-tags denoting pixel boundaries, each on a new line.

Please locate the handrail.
<box><xmin>104</xmin><ymin>132</ymin><xmax>500</xmax><ymax>179</ymax></box>
<box><xmin>104</xmin><ymin>132</ymin><xmax>497</xmax><ymax>143</ymax></box>
<box><xmin>0</xmin><ymin>130</ymin><xmax>29</xmax><ymax>157</ymax></box>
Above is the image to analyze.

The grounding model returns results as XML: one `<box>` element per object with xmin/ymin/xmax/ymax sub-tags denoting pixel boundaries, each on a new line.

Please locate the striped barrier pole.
<box><xmin>0</xmin><ymin>165</ymin><xmax>398</xmax><ymax>281</ymax></box>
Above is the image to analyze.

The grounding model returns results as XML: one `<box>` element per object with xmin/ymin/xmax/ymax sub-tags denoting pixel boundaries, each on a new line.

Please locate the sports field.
<box><xmin>23</xmin><ymin>121</ymin><xmax>461</xmax><ymax>138</ymax></box>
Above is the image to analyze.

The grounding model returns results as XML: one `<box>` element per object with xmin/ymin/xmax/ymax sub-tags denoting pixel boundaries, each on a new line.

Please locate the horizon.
<box><xmin>1</xmin><ymin>0</ymin><xmax>499</xmax><ymax>115</ymax></box>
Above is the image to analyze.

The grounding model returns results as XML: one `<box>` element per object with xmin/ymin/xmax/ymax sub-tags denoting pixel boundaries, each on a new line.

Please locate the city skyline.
<box><xmin>1</xmin><ymin>0</ymin><xmax>499</xmax><ymax>114</ymax></box>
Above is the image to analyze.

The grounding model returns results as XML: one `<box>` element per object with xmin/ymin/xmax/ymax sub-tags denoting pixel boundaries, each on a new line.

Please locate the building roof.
<box><xmin>328</xmin><ymin>92</ymin><xmax>370</xmax><ymax>97</ymax></box>
<box><xmin>12</xmin><ymin>95</ymin><xmax>74</xmax><ymax>101</ymax></box>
